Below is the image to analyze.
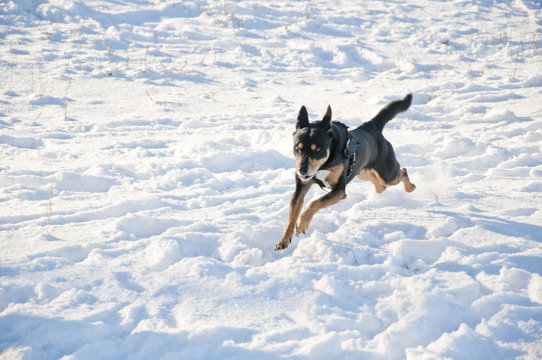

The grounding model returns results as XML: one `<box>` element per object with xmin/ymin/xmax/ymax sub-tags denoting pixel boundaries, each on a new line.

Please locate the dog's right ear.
<box><xmin>296</xmin><ymin>106</ymin><xmax>309</xmax><ymax>129</ymax></box>
<box><xmin>322</xmin><ymin>105</ymin><xmax>332</xmax><ymax>134</ymax></box>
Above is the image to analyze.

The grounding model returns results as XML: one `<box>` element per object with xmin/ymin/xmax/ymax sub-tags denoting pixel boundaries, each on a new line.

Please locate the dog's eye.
<box><xmin>294</xmin><ymin>145</ymin><xmax>300</xmax><ymax>152</ymax></box>
<box><xmin>314</xmin><ymin>146</ymin><xmax>321</xmax><ymax>152</ymax></box>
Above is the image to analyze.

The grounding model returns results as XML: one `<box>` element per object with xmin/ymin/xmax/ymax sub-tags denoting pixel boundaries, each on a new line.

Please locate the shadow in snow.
<box><xmin>431</xmin><ymin>210</ymin><xmax>542</xmax><ymax>242</ymax></box>
<box><xmin>0</xmin><ymin>313</ymin><xmax>285</xmax><ymax>360</ymax></box>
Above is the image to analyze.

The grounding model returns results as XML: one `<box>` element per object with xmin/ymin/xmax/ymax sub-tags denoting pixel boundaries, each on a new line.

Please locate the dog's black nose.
<box><xmin>299</xmin><ymin>163</ymin><xmax>309</xmax><ymax>175</ymax></box>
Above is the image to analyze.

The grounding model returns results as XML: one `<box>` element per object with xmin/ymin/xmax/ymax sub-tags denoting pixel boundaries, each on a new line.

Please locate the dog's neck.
<box><xmin>322</xmin><ymin>122</ymin><xmax>349</xmax><ymax>169</ymax></box>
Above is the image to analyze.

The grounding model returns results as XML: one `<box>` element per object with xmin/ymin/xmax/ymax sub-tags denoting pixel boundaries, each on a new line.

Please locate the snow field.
<box><xmin>1</xmin><ymin>0</ymin><xmax>542</xmax><ymax>359</ymax></box>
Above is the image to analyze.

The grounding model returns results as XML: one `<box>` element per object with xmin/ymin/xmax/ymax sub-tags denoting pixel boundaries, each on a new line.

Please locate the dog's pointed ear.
<box><xmin>322</xmin><ymin>105</ymin><xmax>332</xmax><ymax>133</ymax></box>
<box><xmin>296</xmin><ymin>106</ymin><xmax>309</xmax><ymax>129</ymax></box>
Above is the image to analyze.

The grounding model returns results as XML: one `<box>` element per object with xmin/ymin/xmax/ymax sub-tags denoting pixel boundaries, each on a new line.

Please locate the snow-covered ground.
<box><xmin>1</xmin><ymin>0</ymin><xmax>542</xmax><ymax>358</ymax></box>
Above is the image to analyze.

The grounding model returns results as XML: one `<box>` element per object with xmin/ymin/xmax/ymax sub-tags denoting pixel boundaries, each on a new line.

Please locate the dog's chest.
<box><xmin>315</xmin><ymin>170</ymin><xmax>332</xmax><ymax>188</ymax></box>
<box><xmin>315</xmin><ymin>164</ymin><xmax>344</xmax><ymax>188</ymax></box>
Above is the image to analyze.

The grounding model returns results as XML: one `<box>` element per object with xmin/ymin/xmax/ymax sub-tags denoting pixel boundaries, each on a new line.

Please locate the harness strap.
<box><xmin>344</xmin><ymin>134</ymin><xmax>359</xmax><ymax>178</ymax></box>
<box><xmin>317</xmin><ymin>125</ymin><xmax>359</xmax><ymax>190</ymax></box>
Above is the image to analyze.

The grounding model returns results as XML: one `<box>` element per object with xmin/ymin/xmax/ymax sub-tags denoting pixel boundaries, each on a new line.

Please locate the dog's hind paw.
<box><xmin>405</xmin><ymin>183</ymin><xmax>416</xmax><ymax>193</ymax></box>
<box><xmin>401</xmin><ymin>168</ymin><xmax>416</xmax><ymax>193</ymax></box>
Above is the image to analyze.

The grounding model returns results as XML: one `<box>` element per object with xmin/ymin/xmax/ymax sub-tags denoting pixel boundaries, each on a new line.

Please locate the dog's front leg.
<box><xmin>275</xmin><ymin>178</ymin><xmax>311</xmax><ymax>250</ymax></box>
<box><xmin>296</xmin><ymin>176</ymin><xmax>347</xmax><ymax>236</ymax></box>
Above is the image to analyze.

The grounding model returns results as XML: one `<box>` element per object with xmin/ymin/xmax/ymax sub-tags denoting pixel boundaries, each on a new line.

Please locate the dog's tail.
<box><xmin>369</xmin><ymin>93</ymin><xmax>412</xmax><ymax>132</ymax></box>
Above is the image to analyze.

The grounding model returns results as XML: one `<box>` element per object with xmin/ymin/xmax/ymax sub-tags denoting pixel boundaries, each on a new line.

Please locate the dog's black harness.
<box><xmin>319</xmin><ymin>123</ymin><xmax>359</xmax><ymax>188</ymax></box>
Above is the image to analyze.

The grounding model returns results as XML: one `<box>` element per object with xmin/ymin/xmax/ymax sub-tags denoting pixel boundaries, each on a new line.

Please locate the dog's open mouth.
<box><xmin>298</xmin><ymin>173</ymin><xmax>314</xmax><ymax>181</ymax></box>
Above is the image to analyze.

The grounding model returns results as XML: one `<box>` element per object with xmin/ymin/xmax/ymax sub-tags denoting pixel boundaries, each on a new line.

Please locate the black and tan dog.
<box><xmin>275</xmin><ymin>94</ymin><xmax>416</xmax><ymax>251</ymax></box>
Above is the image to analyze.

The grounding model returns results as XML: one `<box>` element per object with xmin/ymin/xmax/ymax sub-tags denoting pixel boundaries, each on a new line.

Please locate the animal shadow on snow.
<box><xmin>432</xmin><ymin>210</ymin><xmax>542</xmax><ymax>243</ymax></box>
<box><xmin>431</xmin><ymin>210</ymin><xmax>542</xmax><ymax>276</ymax></box>
<box><xmin>0</xmin><ymin>313</ymin><xmax>279</xmax><ymax>359</ymax></box>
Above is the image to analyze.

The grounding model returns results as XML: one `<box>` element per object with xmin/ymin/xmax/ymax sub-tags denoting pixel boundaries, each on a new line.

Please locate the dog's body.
<box><xmin>275</xmin><ymin>94</ymin><xmax>416</xmax><ymax>251</ymax></box>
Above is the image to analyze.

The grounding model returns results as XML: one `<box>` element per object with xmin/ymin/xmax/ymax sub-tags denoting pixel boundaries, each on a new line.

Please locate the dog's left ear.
<box><xmin>322</xmin><ymin>105</ymin><xmax>332</xmax><ymax>134</ymax></box>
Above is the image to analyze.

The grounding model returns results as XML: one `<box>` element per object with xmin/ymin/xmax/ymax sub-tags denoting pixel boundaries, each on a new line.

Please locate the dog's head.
<box><xmin>293</xmin><ymin>105</ymin><xmax>333</xmax><ymax>181</ymax></box>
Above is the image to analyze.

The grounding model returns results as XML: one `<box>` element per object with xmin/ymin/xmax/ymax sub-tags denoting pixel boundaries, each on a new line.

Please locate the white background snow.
<box><xmin>1</xmin><ymin>0</ymin><xmax>542</xmax><ymax>358</ymax></box>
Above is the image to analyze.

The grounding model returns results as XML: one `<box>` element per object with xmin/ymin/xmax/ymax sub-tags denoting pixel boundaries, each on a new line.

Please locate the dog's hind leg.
<box><xmin>357</xmin><ymin>169</ymin><xmax>387</xmax><ymax>193</ymax></box>
<box><xmin>375</xmin><ymin>168</ymin><xmax>416</xmax><ymax>193</ymax></box>
<box><xmin>400</xmin><ymin>168</ymin><xmax>416</xmax><ymax>192</ymax></box>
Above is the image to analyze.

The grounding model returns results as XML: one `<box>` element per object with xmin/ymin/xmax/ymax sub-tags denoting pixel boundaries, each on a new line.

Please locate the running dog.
<box><xmin>275</xmin><ymin>94</ymin><xmax>416</xmax><ymax>251</ymax></box>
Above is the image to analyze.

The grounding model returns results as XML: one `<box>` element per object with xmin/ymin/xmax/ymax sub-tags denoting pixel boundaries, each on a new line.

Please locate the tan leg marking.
<box><xmin>357</xmin><ymin>169</ymin><xmax>387</xmax><ymax>193</ymax></box>
<box><xmin>400</xmin><ymin>168</ymin><xmax>416</xmax><ymax>192</ymax></box>
<box><xmin>275</xmin><ymin>184</ymin><xmax>311</xmax><ymax>250</ymax></box>
<box><xmin>371</xmin><ymin>168</ymin><xmax>416</xmax><ymax>193</ymax></box>
<box><xmin>296</xmin><ymin>189</ymin><xmax>346</xmax><ymax>235</ymax></box>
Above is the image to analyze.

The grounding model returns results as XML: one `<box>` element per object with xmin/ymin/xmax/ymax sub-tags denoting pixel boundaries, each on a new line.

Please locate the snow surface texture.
<box><xmin>1</xmin><ymin>0</ymin><xmax>542</xmax><ymax>359</ymax></box>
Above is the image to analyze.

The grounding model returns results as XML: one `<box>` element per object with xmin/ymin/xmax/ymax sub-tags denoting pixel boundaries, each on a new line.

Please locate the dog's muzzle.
<box><xmin>297</xmin><ymin>160</ymin><xmax>317</xmax><ymax>181</ymax></box>
<box><xmin>298</xmin><ymin>172</ymin><xmax>314</xmax><ymax>181</ymax></box>
<box><xmin>297</xmin><ymin>166</ymin><xmax>315</xmax><ymax>181</ymax></box>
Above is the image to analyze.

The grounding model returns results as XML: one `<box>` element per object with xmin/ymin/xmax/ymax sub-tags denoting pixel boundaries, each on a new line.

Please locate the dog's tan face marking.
<box><xmin>306</xmin><ymin>149</ymin><xmax>330</xmax><ymax>175</ymax></box>
<box><xmin>311</xmin><ymin>144</ymin><xmax>317</xmax><ymax>151</ymax></box>
<box><xmin>308</xmin><ymin>156</ymin><xmax>327</xmax><ymax>171</ymax></box>
<box><xmin>297</xmin><ymin>142</ymin><xmax>303</xmax><ymax>149</ymax></box>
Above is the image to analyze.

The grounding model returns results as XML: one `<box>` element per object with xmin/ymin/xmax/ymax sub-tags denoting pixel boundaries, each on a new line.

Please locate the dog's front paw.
<box><xmin>275</xmin><ymin>237</ymin><xmax>291</xmax><ymax>251</ymax></box>
<box><xmin>296</xmin><ymin>212</ymin><xmax>312</xmax><ymax>236</ymax></box>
